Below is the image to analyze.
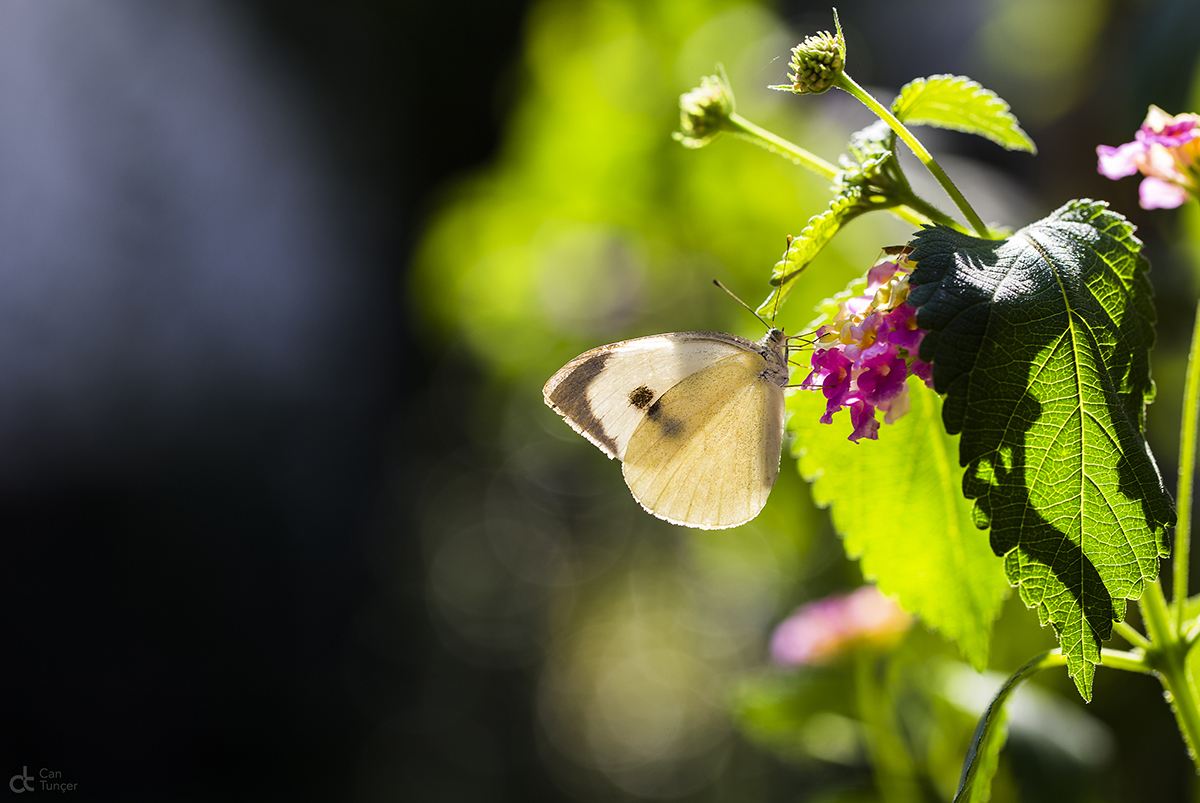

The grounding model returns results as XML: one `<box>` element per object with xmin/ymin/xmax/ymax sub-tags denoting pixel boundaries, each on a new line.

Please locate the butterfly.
<box><xmin>543</xmin><ymin>326</ymin><xmax>792</xmax><ymax>529</ymax></box>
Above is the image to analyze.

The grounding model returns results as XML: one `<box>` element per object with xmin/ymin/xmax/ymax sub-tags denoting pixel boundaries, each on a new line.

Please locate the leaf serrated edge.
<box><xmin>756</xmin><ymin>194</ymin><xmax>860</xmax><ymax>315</ymax></box>
<box><xmin>892</xmin><ymin>74</ymin><xmax>1036</xmax><ymax>154</ymax></box>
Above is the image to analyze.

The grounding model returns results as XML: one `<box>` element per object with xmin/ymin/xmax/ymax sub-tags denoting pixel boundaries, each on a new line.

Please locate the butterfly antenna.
<box><xmin>712</xmin><ymin>280</ymin><xmax>773</xmax><ymax>330</ymax></box>
<box><xmin>766</xmin><ymin>236</ymin><xmax>793</xmax><ymax>325</ymax></box>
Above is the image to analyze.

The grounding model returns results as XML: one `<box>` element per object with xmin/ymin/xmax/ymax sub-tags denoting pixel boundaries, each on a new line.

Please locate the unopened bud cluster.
<box><xmin>785</xmin><ymin>28</ymin><xmax>845</xmax><ymax>94</ymax></box>
<box><xmin>674</xmin><ymin>72</ymin><xmax>735</xmax><ymax>149</ymax></box>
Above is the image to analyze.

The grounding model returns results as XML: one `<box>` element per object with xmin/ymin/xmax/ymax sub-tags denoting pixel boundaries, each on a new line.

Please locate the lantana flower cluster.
<box><xmin>1096</xmin><ymin>105</ymin><xmax>1199</xmax><ymax>209</ymax></box>
<box><xmin>770</xmin><ymin>585</ymin><xmax>911</xmax><ymax>667</ymax></box>
<box><xmin>804</xmin><ymin>254</ymin><xmax>933</xmax><ymax>442</ymax></box>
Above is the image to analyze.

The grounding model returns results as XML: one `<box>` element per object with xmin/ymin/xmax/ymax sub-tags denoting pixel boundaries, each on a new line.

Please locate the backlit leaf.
<box><xmin>892</xmin><ymin>75</ymin><xmax>1036</xmax><ymax>154</ymax></box>
<box><xmin>791</xmin><ymin>378</ymin><xmax>1009</xmax><ymax>670</ymax></box>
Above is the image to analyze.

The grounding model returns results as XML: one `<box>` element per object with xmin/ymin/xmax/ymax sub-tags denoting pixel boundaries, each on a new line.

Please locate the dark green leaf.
<box><xmin>907</xmin><ymin>199</ymin><xmax>1175</xmax><ymax>698</ymax></box>
<box><xmin>892</xmin><ymin>74</ymin><xmax>1036</xmax><ymax>153</ymax></box>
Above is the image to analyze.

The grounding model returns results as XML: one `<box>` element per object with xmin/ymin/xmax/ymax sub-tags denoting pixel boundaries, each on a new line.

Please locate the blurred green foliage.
<box><xmin>413</xmin><ymin>0</ymin><xmax>911</xmax><ymax>371</ymax></box>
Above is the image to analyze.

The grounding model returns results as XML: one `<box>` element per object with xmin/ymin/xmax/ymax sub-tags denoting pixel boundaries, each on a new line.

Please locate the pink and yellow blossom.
<box><xmin>804</xmin><ymin>253</ymin><xmax>933</xmax><ymax>442</ymax></box>
<box><xmin>1096</xmin><ymin>105</ymin><xmax>1200</xmax><ymax>209</ymax></box>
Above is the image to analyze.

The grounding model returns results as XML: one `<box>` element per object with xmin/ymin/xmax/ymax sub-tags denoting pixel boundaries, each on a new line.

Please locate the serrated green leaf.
<box><xmin>791</xmin><ymin>378</ymin><xmax>1009</xmax><ymax>670</ymax></box>
<box><xmin>907</xmin><ymin>199</ymin><xmax>1175</xmax><ymax>699</ymax></box>
<box><xmin>758</xmin><ymin>121</ymin><xmax>904</xmax><ymax>316</ymax></box>
<box><xmin>757</xmin><ymin>193</ymin><xmax>861</xmax><ymax>315</ymax></box>
<box><xmin>892</xmin><ymin>75</ymin><xmax>1036</xmax><ymax>154</ymax></box>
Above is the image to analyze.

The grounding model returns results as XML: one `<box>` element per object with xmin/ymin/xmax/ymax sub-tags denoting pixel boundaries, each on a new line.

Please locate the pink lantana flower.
<box><xmin>804</xmin><ymin>252</ymin><xmax>933</xmax><ymax>442</ymax></box>
<box><xmin>770</xmin><ymin>586</ymin><xmax>911</xmax><ymax>667</ymax></box>
<box><xmin>1096</xmin><ymin>105</ymin><xmax>1200</xmax><ymax>209</ymax></box>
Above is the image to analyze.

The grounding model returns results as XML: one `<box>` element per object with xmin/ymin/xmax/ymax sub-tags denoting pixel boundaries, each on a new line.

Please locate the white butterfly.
<box><xmin>543</xmin><ymin>328</ymin><xmax>791</xmax><ymax>529</ymax></box>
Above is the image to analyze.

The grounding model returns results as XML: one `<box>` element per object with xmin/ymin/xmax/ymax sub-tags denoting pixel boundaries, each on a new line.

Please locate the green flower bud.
<box><xmin>779</xmin><ymin>9</ymin><xmax>845</xmax><ymax>95</ymax></box>
<box><xmin>673</xmin><ymin>68</ymin><xmax>735</xmax><ymax>149</ymax></box>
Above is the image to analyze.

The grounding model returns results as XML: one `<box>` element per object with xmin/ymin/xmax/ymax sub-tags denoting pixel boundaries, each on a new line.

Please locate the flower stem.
<box><xmin>834</xmin><ymin>72</ymin><xmax>991</xmax><ymax>238</ymax></box>
<box><xmin>727</xmin><ymin>112</ymin><xmax>838</xmax><ymax>180</ymax></box>
<box><xmin>725</xmin><ymin>113</ymin><xmax>935</xmax><ymax>230</ymax></box>
<box><xmin>1175</xmin><ymin>297</ymin><xmax>1200</xmax><ymax>629</ymax></box>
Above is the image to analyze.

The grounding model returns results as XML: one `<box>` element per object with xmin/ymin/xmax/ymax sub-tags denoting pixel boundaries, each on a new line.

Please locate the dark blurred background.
<box><xmin>1</xmin><ymin>0</ymin><xmax>1198</xmax><ymax>801</ymax></box>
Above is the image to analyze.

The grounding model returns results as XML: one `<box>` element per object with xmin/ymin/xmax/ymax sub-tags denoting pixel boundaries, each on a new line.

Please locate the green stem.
<box><xmin>885</xmin><ymin>203</ymin><xmax>933</xmax><ymax>230</ymax></box>
<box><xmin>1144</xmin><ymin>580</ymin><xmax>1178</xmax><ymax>644</ymax></box>
<box><xmin>727</xmin><ymin>112</ymin><xmax>838</xmax><ymax>180</ymax></box>
<box><xmin>834</xmin><ymin>72</ymin><xmax>991</xmax><ymax>238</ymax></box>
<box><xmin>998</xmin><ymin>650</ymin><xmax>1068</xmax><ymax>688</ymax></box>
<box><xmin>996</xmin><ymin>648</ymin><xmax>1150</xmax><ymax>683</ymax></box>
<box><xmin>1175</xmin><ymin>297</ymin><xmax>1200</xmax><ymax>630</ymax></box>
<box><xmin>724</xmin><ymin>113</ymin><xmax>937</xmax><ymax>231</ymax></box>
<box><xmin>854</xmin><ymin>653</ymin><xmax>920</xmax><ymax>803</ymax></box>
<box><xmin>897</xmin><ymin>192</ymin><xmax>959</xmax><ymax>230</ymax></box>
<box><xmin>1099</xmin><ymin>648</ymin><xmax>1152</xmax><ymax>674</ymax></box>
<box><xmin>1113</xmin><ymin>620</ymin><xmax>1152</xmax><ymax>650</ymax></box>
<box><xmin>1157</xmin><ymin>651</ymin><xmax>1200</xmax><ymax>771</ymax></box>
<box><xmin>1143</xmin><ymin>581</ymin><xmax>1200</xmax><ymax>770</ymax></box>
<box><xmin>956</xmin><ymin>649</ymin><xmax>1066</xmax><ymax>800</ymax></box>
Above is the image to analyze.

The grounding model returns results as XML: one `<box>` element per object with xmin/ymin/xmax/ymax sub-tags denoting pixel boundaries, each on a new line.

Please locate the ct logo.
<box><xmin>9</xmin><ymin>766</ymin><xmax>33</xmax><ymax>793</ymax></box>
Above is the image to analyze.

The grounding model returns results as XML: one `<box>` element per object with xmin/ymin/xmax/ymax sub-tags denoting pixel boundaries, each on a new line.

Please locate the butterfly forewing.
<box><xmin>542</xmin><ymin>333</ymin><xmax>765</xmax><ymax>461</ymax></box>
<box><xmin>621</xmin><ymin>350</ymin><xmax>786</xmax><ymax>529</ymax></box>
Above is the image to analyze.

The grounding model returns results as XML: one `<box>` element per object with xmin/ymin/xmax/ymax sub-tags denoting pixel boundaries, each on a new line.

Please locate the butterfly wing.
<box><xmin>542</xmin><ymin>332</ymin><xmax>761</xmax><ymax>461</ymax></box>
<box><xmin>621</xmin><ymin>349</ymin><xmax>786</xmax><ymax>529</ymax></box>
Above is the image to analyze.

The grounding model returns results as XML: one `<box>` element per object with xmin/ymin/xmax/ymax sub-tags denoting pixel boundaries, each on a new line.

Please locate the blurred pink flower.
<box><xmin>1096</xmin><ymin>105</ymin><xmax>1199</xmax><ymax>209</ymax></box>
<box><xmin>804</xmin><ymin>254</ymin><xmax>933</xmax><ymax>442</ymax></box>
<box><xmin>770</xmin><ymin>586</ymin><xmax>911</xmax><ymax>667</ymax></box>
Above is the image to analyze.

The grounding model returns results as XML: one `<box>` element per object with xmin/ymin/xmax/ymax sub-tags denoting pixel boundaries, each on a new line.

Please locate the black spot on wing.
<box><xmin>628</xmin><ymin>385</ymin><xmax>655</xmax><ymax>409</ymax></box>
<box><xmin>660</xmin><ymin>418</ymin><xmax>684</xmax><ymax>438</ymax></box>
<box><xmin>646</xmin><ymin>399</ymin><xmax>683</xmax><ymax>438</ymax></box>
<box><xmin>547</xmin><ymin>352</ymin><xmax>619</xmax><ymax>456</ymax></box>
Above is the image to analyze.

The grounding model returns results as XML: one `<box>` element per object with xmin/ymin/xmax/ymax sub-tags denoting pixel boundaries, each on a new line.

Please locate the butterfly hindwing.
<box><xmin>621</xmin><ymin>350</ymin><xmax>785</xmax><ymax>529</ymax></box>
